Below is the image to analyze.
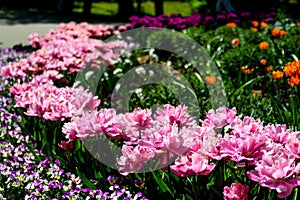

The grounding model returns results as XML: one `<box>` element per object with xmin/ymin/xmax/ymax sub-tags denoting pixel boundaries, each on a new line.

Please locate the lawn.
<box><xmin>73</xmin><ymin>0</ymin><xmax>193</xmax><ymax>16</ymax></box>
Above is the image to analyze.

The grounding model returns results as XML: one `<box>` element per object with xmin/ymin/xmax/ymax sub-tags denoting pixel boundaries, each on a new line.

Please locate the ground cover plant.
<box><xmin>1</xmin><ymin>11</ymin><xmax>300</xmax><ymax>200</ymax></box>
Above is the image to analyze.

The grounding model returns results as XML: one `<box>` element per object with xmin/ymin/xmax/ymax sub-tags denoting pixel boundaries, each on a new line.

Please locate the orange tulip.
<box><xmin>279</xmin><ymin>30</ymin><xmax>286</xmax><ymax>36</ymax></box>
<box><xmin>288</xmin><ymin>76</ymin><xmax>300</xmax><ymax>86</ymax></box>
<box><xmin>271</xmin><ymin>28</ymin><xmax>281</xmax><ymax>37</ymax></box>
<box><xmin>251</xmin><ymin>28</ymin><xmax>258</xmax><ymax>32</ymax></box>
<box><xmin>259</xmin><ymin>41</ymin><xmax>269</xmax><ymax>50</ymax></box>
<box><xmin>242</xmin><ymin>66</ymin><xmax>254</xmax><ymax>74</ymax></box>
<box><xmin>283</xmin><ymin>61</ymin><xmax>300</xmax><ymax>86</ymax></box>
<box><xmin>272</xmin><ymin>28</ymin><xmax>286</xmax><ymax>37</ymax></box>
<box><xmin>205</xmin><ymin>75</ymin><xmax>217</xmax><ymax>84</ymax></box>
<box><xmin>260</xmin><ymin>59</ymin><xmax>267</xmax><ymax>65</ymax></box>
<box><xmin>272</xmin><ymin>71</ymin><xmax>284</xmax><ymax>79</ymax></box>
<box><xmin>260</xmin><ymin>22</ymin><xmax>268</xmax><ymax>29</ymax></box>
<box><xmin>266</xmin><ymin>65</ymin><xmax>274</xmax><ymax>72</ymax></box>
<box><xmin>251</xmin><ymin>21</ymin><xmax>259</xmax><ymax>27</ymax></box>
<box><xmin>283</xmin><ymin>61</ymin><xmax>300</xmax><ymax>77</ymax></box>
<box><xmin>226</xmin><ymin>23</ymin><xmax>237</xmax><ymax>28</ymax></box>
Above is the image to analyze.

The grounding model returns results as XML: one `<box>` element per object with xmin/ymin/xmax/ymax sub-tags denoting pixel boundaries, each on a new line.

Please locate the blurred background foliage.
<box><xmin>1</xmin><ymin>0</ymin><xmax>300</xmax><ymax>20</ymax></box>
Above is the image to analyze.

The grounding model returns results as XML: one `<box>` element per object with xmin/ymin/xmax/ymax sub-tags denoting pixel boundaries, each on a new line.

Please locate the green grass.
<box><xmin>163</xmin><ymin>1</ymin><xmax>192</xmax><ymax>16</ymax></box>
<box><xmin>73</xmin><ymin>1</ymin><xmax>119</xmax><ymax>15</ymax></box>
<box><xmin>73</xmin><ymin>1</ymin><xmax>192</xmax><ymax>16</ymax></box>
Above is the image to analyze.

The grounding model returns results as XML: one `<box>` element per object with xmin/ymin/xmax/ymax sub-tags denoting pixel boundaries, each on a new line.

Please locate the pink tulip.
<box><xmin>58</xmin><ymin>141</ymin><xmax>74</xmax><ymax>150</ymax></box>
<box><xmin>170</xmin><ymin>151</ymin><xmax>215</xmax><ymax>177</ymax></box>
<box><xmin>154</xmin><ymin>104</ymin><xmax>196</xmax><ymax>126</ymax></box>
<box><xmin>117</xmin><ymin>145</ymin><xmax>156</xmax><ymax>175</ymax></box>
<box><xmin>123</xmin><ymin>108</ymin><xmax>152</xmax><ymax>127</ymax></box>
<box><xmin>62</xmin><ymin>109</ymin><xmax>122</xmax><ymax>141</ymax></box>
<box><xmin>247</xmin><ymin>144</ymin><xmax>300</xmax><ymax>198</ymax></box>
<box><xmin>231</xmin><ymin>38</ymin><xmax>240</xmax><ymax>47</ymax></box>
<box><xmin>218</xmin><ymin>134</ymin><xmax>266</xmax><ymax>165</ymax></box>
<box><xmin>263</xmin><ymin>124</ymin><xmax>291</xmax><ymax>145</ymax></box>
<box><xmin>285</xmin><ymin>132</ymin><xmax>300</xmax><ymax>161</ymax></box>
<box><xmin>223</xmin><ymin>182</ymin><xmax>249</xmax><ymax>200</ymax></box>
<box><xmin>201</xmin><ymin>106</ymin><xmax>238</xmax><ymax>129</ymax></box>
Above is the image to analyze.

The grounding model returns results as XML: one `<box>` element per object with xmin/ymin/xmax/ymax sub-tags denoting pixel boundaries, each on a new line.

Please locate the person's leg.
<box><xmin>56</xmin><ymin>0</ymin><xmax>64</xmax><ymax>12</ymax></box>
<box><xmin>216</xmin><ymin>0</ymin><xmax>222</xmax><ymax>12</ymax></box>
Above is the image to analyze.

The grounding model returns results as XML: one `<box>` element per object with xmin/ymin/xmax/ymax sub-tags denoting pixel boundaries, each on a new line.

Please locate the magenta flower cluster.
<box><xmin>129</xmin><ymin>11</ymin><xmax>277</xmax><ymax>29</ymax></box>
<box><xmin>129</xmin><ymin>13</ymin><xmax>202</xmax><ymax>29</ymax></box>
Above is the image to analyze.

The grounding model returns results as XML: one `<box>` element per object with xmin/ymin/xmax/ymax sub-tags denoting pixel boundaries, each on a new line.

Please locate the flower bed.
<box><xmin>1</xmin><ymin>13</ymin><xmax>300</xmax><ymax>199</ymax></box>
<box><xmin>129</xmin><ymin>11</ymin><xmax>278</xmax><ymax>29</ymax></box>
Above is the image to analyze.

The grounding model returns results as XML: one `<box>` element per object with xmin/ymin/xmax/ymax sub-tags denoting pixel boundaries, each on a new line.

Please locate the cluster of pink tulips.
<box><xmin>0</xmin><ymin>22</ymin><xmax>127</xmax><ymax>121</ymax></box>
<box><xmin>60</xmin><ymin>104</ymin><xmax>300</xmax><ymax>199</ymax></box>
<box><xmin>10</xmin><ymin>76</ymin><xmax>100</xmax><ymax>121</ymax></box>
<box><xmin>0</xmin><ymin>22</ymin><xmax>128</xmax><ymax>78</ymax></box>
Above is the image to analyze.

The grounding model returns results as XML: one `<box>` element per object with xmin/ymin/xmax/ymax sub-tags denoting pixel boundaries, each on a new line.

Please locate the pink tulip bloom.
<box><xmin>154</xmin><ymin>104</ymin><xmax>196</xmax><ymax>126</ymax></box>
<box><xmin>170</xmin><ymin>151</ymin><xmax>215</xmax><ymax>177</ymax></box>
<box><xmin>41</xmin><ymin>70</ymin><xmax>64</xmax><ymax>80</ymax></box>
<box><xmin>118</xmin><ymin>108</ymin><xmax>153</xmax><ymax>142</ymax></box>
<box><xmin>231</xmin><ymin>38</ymin><xmax>240</xmax><ymax>47</ymax></box>
<box><xmin>62</xmin><ymin>117</ymin><xmax>82</xmax><ymax>141</ymax></box>
<box><xmin>223</xmin><ymin>182</ymin><xmax>249</xmax><ymax>200</ymax></box>
<box><xmin>285</xmin><ymin>131</ymin><xmax>300</xmax><ymax>161</ymax></box>
<box><xmin>247</xmin><ymin>144</ymin><xmax>300</xmax><ymax>198</ymax></box>
<box><xmin>28</xmin><ymin>33</ymin><xmax>42</xmax><ymax>48</ymax></box>
<box><xmin>58</xmin><ymin>141</ymin><xmax>74</xmax><ymax>150</ymax></box>
<box><xmin>123</xmin><ymin>108</ymin><xmax>152</xmax><ymax>127</ymax></box>
<box><xmin>62</xmin><ymin>111</ymin><xmax>102</xmax><ymax>141</ymax></box>
<box><xmin>62</xmin><ymin>109</ymin><xmax>122</xmax><ymax>141</ymax></box>
<box><xmin>9</xmin><ymin>83</ymin><xmax>31</xmax><ymax>95</ymax></box>
<box><xmin>169</xmin><ymin>128</ymin><xmax>216</xmax><ymax>177</ymax></box>
<box><xmin>230</xmin><ymin>116</ymin><xmax>264</xmax><ymax>137</ymax></box>
<box><xmin>117</xmin><ymin>145</ymin><xmax>156</xmax><ymax>175</ymax></box>
<box><xmin>96</xmin><ymin>109</ymin><xmax>122</xmax><ymax>139</ymax></box>
<box><xmin>0</xmin><ymin>60</ymin><xmax>27</xmax><ymax>78</ymax></box>
<box><xmin>263</xmin><ymin>124</ymin><xmax>291</xmax><ymax>145</ymax></box>
<box><xmin>114</xmin><ymin>105</ymin><xmax>202</xmax><ymax>174</ymax></box>
<box><xmin>13</xmin><ymin>81</ymin><xmax>99</xmax><ymax>121</ymax></box>
<box><xmin>201</xmin><ymin>106</ymin><xmax>238</xmax><ymax>129</ymax></box>
<box><xmin>156</xmin><ymin>125</ymin><xmax>197</xmax><ymax>162</ymax></box>
<box><xmin>218</xmin><ymin>134</ymin><xmax>266</xmax><ymax>165</ymax></box>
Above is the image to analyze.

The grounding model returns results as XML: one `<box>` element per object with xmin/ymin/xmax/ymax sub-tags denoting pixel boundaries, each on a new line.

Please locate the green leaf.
<box><xmin>77</xmin><ymin>151</ymin><xmax>85</xmax><ymax>164</ymax></box>
<box><xmin>291</xmin><ymin>54</ymin><xmax>299</xmax><ymax>61</ymax></box>
<box><xmin>151</xmin><ymin>171</ymin><xmax>174</xmax><ymax>196</ymax></box>
<box><xmin>231</xmin><ymin>76</ymin><xmax>264</xmax><ymax>101</ymax></box>
<box><xmin>292</xmin><ymin>188</ymin><xmax>298</xmax><ymax>200</ymax></box>
<box><xmin>76</xmin><ymin>167</ymin><xmax>96</xmax><ymax>190</ymax></box>
<box><xmin>95</xmin><ymin>171</ymin><xmax>102</xmax><ymax>179</ymax></box>
<box><xmin>268</xmin><ymin>93</ymin><xmax>288</xmax><ymax>124</ymax></box>
<box><xmin>170</xmin><ymin>172</ymin><xmax>179</xmax><ymax>182</ymax></box>
<box><xmin>75</xmin><ymin>140</ymin><xmax>81</xmax><ymax>151</ymax></box>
